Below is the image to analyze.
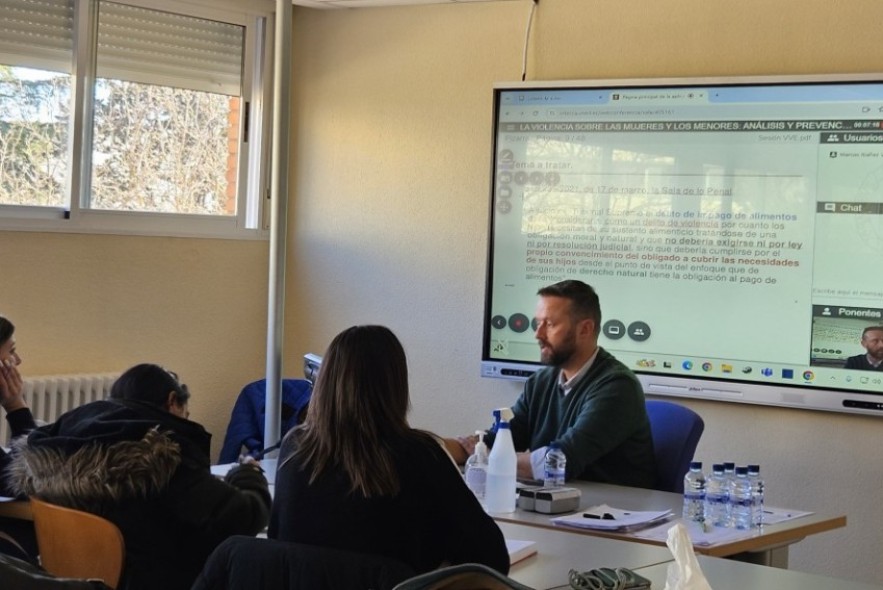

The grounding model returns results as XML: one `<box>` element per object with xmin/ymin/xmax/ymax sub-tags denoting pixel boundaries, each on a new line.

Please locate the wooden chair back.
<box><xmin>30</xmin><ymin>497</ymin><xmax>125</xmax><ymax>589</ymax></box>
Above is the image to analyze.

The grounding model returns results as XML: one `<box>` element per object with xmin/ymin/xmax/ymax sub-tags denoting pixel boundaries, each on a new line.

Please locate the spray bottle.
<box><xmin>485</xmin><ymin>407</ymin><xmax>517</xmax><ymax>513</ymax></box>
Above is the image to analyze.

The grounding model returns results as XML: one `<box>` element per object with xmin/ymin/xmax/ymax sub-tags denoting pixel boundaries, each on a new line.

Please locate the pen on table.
<box><xmin>583</xmin><ymin>512</ymin><xmax>616</xmax><ymax>520</ymax></box>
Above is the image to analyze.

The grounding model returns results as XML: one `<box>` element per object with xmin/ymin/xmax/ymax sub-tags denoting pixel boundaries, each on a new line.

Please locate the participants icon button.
<box><xmin>627</xmin><ymin>321</ymin><xmax>651</xmax><ymax>342</ymax></box>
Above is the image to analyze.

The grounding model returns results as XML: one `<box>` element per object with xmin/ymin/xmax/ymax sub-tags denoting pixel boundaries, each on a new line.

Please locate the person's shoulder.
<box><xmin>591</xmin><ymin>348</ymin><xmax>637</xmax><ymax>377</ymax></box>
<box><xmin>395</xmin><ymin>430</ymin><xmax>456</xmax><ymax>467</ymax></box>
<box><xmin>844</xmin><ymin>354</ymin><xmax>864</xmax><ymax>368</ymax></box>
<box><xmin>578</xmin><ymin>349</ymin><xmax>642</xmax><ymax>393</ymax></box>
<box><xmin>525</xmin><ymin>366</ymin><xmax>559</xmax><ymax>388</ymax></box>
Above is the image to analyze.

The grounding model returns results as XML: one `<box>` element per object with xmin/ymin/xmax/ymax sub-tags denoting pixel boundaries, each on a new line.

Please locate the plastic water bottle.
<box><xmin>748</xmin><ymin>464</ymin><xmax>765</xmax><ymax>528</ymax></box>
<box><xmin>722</xmin><ymin>461</ymin><xmax>736</xmax><ymax>486</ymax></box>
<box><xmin>704</xmin><ymin>463</ymin><xmax>729</xmax><ymax>527</ymax></box>
<box><xmin>729</xmin><ymin>466</ymin><xmax>753</xmax><ymax>530</ymax></box>
<box><xmin>464</xmin><ymin>431</ymin><xmax>489</xmax><ymax>501</ymax></box>
<box><xmin>485</xmin><ymin>421</ymin><xmax>517</xmax><ymax>513</ymax></box>
<box><xmin>682</xmin><ymin>461</ymin><xmax>706</xmax><ymax>523</ymax></box>
<box><xmin>543</xmin><ymin>443</ymin><xmax>567</xmax><ymax>487</ymax></box>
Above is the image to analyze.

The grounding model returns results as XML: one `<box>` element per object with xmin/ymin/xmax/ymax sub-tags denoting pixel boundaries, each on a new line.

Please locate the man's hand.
<box><xmin>0</xmin><ymin>361</ymin><xmax>26</xmax><ymax>413</ymax></box>
<box><xmin>456</xmin><ymin>434</ymin><xmax>479</xmax><ymax>457</ymax></box>
<box><xmin>442</xmin><ymin>435</ymin><xmax>479</xmax><ymax>465</ymax></box>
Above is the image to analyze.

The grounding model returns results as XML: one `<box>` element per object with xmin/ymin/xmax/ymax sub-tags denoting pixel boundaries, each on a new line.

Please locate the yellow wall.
<box><xmin>0</xmin><ymin>231</ymin><xmax>269</xmax><ymax>443</ymax></box>
<box><xmin>287</xmin><ymin>0</ymin><xmax>883</xmax><ymax>584</ymax></box>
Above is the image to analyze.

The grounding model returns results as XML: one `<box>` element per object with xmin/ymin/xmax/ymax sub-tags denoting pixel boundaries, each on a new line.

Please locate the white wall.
<box><xmin>286</xmin><ymin>0</ymin><xmax>883</xmax><ymax>584</ymax></box>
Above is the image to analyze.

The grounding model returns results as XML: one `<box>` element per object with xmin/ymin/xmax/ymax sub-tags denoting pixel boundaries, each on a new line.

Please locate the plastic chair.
<box><xmin>29</xmin><ymin>497</ymin><xmax>125</xmax><ymax>589</ymax></box>
<box><xmin>219</xmin><ymin>378</ymin><xmax>313</xmax><ymax>463</ymax></box>
<box><xmin>192</xmin><ymin>535</ymin><xmax>415</xmax><ymax>590</ymax></box>
<box><xmin>645</xmin><ymin>400</ymin><xmax>705</xmax><ymax>493</ymax></box>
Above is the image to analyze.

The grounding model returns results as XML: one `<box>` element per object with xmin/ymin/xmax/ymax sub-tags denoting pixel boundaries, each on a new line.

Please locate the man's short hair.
<box><xmin>861</xmin><ymin>326</ymin><xmax>883</xmax><ymax>339</ymax></box>
<box><xmin>537</xmin><ymin>280</ymin><xmax>601</xmax><ymax>334</ymax></box>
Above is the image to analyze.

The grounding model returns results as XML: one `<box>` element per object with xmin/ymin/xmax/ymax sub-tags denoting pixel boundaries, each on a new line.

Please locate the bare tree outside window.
<box><xmin>0</xmin><ymin>69</ymin><xmax>239</xmax><ymax>215</ymax></box>
<box><xmin>90</xmin><ymin>79</ymin><xmax>239</xmax><ymax>216</ymax></box>
<box><xmin>0</xmin><ymin>66</ymin><xmax>70</xmax><ymax>208</ymax></box>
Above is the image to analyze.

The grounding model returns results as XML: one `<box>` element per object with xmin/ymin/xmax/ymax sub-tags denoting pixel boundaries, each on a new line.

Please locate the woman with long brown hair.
<box><xmin>268</xmin><ymin>325</ymin><xmax>509</xmax><ymax>576</ymax></box>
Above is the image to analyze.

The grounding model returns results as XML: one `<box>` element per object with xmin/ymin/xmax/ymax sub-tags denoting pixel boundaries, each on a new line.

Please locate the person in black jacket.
<box><xmin>7</xmin><ymin>363</ymin><xmax>271</xmax><ymax>590</ymax></box>
<box><xmin>268</xmin><ymin>325</ymin><xmax>509</xmax><ymax>578</ymax></box>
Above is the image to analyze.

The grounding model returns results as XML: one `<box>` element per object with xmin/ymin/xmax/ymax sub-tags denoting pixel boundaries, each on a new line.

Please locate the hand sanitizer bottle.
<box><xmin>465</xmin><ymin>430</ymin><xmax>489</xmax><ymax>502</ymax></box>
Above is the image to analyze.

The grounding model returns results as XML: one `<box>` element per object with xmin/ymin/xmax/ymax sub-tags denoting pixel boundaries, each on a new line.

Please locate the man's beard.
<box><xmin>539</xmin><ymin>331</ymin><xmax>577</xmax><ymax>367</ymax></box>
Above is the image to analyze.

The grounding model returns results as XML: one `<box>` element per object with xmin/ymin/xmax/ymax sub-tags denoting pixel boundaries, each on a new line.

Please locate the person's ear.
<box><xmin>165</xmin><ymin>390</ymin><xmax>178</xmax><ymax>411</ymax></box>
<box><xmin>579</xmin><ymin>318</ymin><xmax>595</xmax><ymax>338</ymax></box>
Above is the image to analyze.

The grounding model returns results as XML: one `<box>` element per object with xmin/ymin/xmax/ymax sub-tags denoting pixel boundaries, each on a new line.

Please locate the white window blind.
<box><xmin>96</xmin><ymin>1</ymin><xmax>244</xmax><ymax>96</ymax></box>
<box><xmin>0</xmin><ymin>0</ymin><xmax>73</xmax><ymax>72</ymax></box>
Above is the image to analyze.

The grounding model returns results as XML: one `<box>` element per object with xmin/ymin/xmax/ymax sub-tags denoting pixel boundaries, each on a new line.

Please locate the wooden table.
<box><xmin>493</xmin><ymin>481</ymin><xmax>846</xmax><ymax>568</ymax></box>
<box><xmin>632</xmin><ymin>554</ymin><xmax>883</xmax><ymax>590</ymax></box>
<box><xmin>0</xmin><ymin>499</ymin><xmax>32</xmax><ymax>521</ymax></box>
<box><xmin>498</xmin><ymin>522</ymin><xmax>673</xmax><ymax>590</ymax></box>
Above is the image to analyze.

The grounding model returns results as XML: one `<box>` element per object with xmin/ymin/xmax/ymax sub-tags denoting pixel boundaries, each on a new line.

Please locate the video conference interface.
<box><xmin>485</xmin><ymin>81</ymin><xmax>883</xmax><ymax>395</ymax></box>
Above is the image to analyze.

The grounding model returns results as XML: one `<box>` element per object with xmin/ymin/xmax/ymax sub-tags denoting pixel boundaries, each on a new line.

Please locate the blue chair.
<box><xmin>219</xmin><ymin>379</ymin><xmax>312</xmax><ymax>463</ymax></box>
<box><xmin>645</xmin><ymin>400</ymin><xmax>704</xmax><ymax>493</ymax></box>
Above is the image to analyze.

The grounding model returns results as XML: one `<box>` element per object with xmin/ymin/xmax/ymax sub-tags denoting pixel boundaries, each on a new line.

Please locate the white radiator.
<box><xmin>1</xmin><ymin>373</ymin><xmax>119</xmax><ymax>445</ymax></box>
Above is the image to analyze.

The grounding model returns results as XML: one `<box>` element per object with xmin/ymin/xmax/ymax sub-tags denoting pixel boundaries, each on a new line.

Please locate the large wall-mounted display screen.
<box><xmin>482</xmin><ymin>75</ymin><xmax>883</xmax><ymax>416</ymax></box>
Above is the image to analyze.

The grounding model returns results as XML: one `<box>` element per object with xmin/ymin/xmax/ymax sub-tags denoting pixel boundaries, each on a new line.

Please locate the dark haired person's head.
<box><xmin>860</xmin><ymin>326</ymin><xmax>883</xmax><ymax>361</ymax></box>
<box><xmin>295</xmin><ymin>325</ymin><xmax>413</xmax><ymax>497</ymax></box>
<box><xmin>534</xmin><ymin>280</ymin><xmax>601</xmax><ymax>369</ymax></box>
<box><xmin>861</xmin><ymin>325</ymin><xmax>883</xmax><ymax>339</ymax></box>
<box><xmin>0</xmin><ymin>315</ymin><xmax>21</xmax><ymax>367</ymax></box>
<box><xmin>111</xmin><ymin>363</ymin><xmax>191</xmax><ymax>419</ymax></box>
<box><xmin>537</xmin><ymin>280</ymin><xmax>601</xmax><ymax>336</ymax></box>
<box><xmin>311</xmin><ymin>324</ymin><xmax>410</xmax><ymax>439</ymax></box>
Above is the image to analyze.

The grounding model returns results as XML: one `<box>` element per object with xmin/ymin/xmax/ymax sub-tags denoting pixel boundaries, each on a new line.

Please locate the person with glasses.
<box><xmin>7</xmin><ymin>363</ymin><xmax>271</xmax><ymax>590</ymax></box>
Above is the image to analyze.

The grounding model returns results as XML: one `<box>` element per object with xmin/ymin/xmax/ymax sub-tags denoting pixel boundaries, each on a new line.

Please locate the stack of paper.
<box><xmin>551</xmin><ymin>503</ymin><xmax>674</xmax><ymax>532</ymax></box>
<box><xmin>505</xmin><ymin>539</ymin><xmax>538</xmax><ymax>565</ymax></box>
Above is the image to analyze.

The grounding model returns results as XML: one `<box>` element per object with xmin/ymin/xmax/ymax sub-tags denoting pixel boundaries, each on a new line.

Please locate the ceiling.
<box><xmin>293</xmin><ymin>0</ymin><xmax>517</xmax><ymax>9</ymax></box>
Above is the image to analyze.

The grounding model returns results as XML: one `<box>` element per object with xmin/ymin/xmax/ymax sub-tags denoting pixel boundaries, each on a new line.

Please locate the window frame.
<box><xmin>0</xmin><ymin>0</ymin><xmax>275</xmax><ymax>240</ymax></box>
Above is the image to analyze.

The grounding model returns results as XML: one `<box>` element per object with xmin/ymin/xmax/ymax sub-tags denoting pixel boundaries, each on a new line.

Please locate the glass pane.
<box><xmin>90</xmin><ymin>80</ymin><xmax>239</xmax><ymax>215</ymax></box>
<box><xmin>88</xmin><ymin>3</ymin><xmax>244</xmax><ymax>216</ymax></box>
<box><xmin>0</xmin><ymin>66</ymin><xmax>70</xmax><ymax>208</ymax></box>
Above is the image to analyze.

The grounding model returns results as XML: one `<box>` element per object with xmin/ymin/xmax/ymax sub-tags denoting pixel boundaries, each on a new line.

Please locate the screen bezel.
<box><xmin>481</xmin><ymin>73</ymin><xmax>883</xmax><ymax>417</ymax></box>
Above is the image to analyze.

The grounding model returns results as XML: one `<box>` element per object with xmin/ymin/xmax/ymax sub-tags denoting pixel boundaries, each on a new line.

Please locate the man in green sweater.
<box><xmin>447</xmin><ymin>280</ymin><xmax>657</xmax><ymax>488</ymax></box>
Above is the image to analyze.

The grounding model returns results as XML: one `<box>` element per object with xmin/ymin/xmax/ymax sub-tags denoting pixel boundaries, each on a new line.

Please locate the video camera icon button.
<box><xmin>603</xmin><ymin>320</ymin><xmax>626</xmax><ymax>340</ymax></box>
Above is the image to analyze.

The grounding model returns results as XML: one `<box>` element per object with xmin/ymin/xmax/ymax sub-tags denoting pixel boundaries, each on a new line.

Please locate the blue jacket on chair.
<box><xmin>219</xmin><ymin>379</ymin><xmax>312</xmax><ymax>463</ymax></box>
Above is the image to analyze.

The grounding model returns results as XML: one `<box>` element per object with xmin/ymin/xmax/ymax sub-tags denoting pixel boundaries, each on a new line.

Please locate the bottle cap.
<box><xmin>723</xmin><ymin>461</ymin><xmax>735</xmax><ymax>470</ymax></box>
<box><xmin>712</xmin><ymin>463</ymin><xmax>724</xmax><ymax>471</ymax></box>
<box><xmin>689</xmin><ymin>461</ymin><xmax>702</xmax><ymax>469</ymax></box>
<box><xmin>735</xmin><ymin>466</ymin><xmax>748</xmax><ymax>475</ymax></box>
<box><xmin>747</xmin><ymin>464</ymin><xmax>760</xmax><ymax>473</ymax></box>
